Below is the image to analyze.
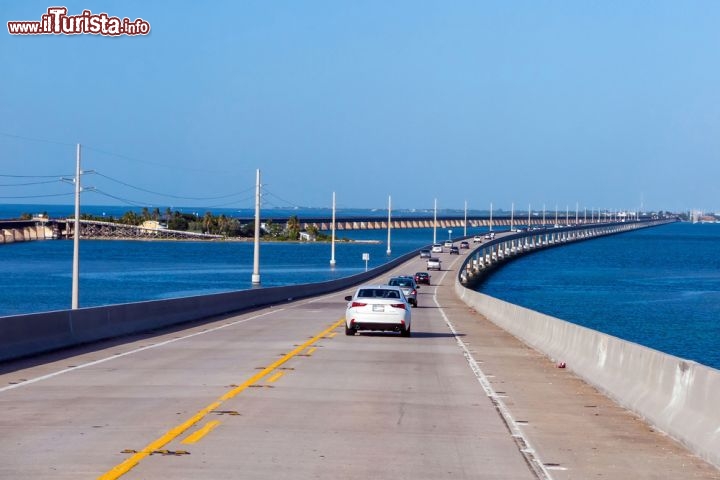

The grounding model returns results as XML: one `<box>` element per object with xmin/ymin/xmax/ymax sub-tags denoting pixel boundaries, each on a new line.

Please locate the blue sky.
<box><xmin>1</xmin><ymin>1</ymin><xmax>719</xmax><ymax>213</ymax></box>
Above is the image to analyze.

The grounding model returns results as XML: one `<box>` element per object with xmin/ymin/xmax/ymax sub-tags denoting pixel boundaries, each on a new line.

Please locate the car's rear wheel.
<box><xmin>345</xmin><ymin>325</ymin><xmax>356</xmax><ymax>336</ymax></box>
<box><xmin>401</xmin><ymin>326</ymin><xmax>411</xmax><ymax>337</ymax></box>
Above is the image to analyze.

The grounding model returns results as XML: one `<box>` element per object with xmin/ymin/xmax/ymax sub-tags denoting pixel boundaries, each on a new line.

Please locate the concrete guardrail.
<box><xmin>0</xmin><ymin>248</ymin><xmax>421</xmax><ymax>363</ymax></box>
<box><xmin>455</xmin><ymin>279</ymin><xmax>720</xmax><ymax>469</ymax></box>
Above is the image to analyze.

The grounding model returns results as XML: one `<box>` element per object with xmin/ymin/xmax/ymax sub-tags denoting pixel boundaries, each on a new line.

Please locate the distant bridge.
<box><xmin>0</xmin><ymin>218</ymin><xmax>221</xmax><ymax>243</ymax></box>
<box><xmin>0</xmin><ymin>213</ymin><xmax>648</xmax><ymax>243</ymax></box>
<box><xmin>253</xmin><ymin>213</ymin><xmax>638</xmax><ymax>231</ymax></box>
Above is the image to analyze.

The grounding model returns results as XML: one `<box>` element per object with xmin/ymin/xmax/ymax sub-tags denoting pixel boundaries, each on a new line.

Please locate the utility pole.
<box><xmin>330</xmin><ymin>191</ymin><xmax>336</xmax><ymax>267</ymax></box>
<box><xmin>575</xmin><ymin>202</ymin><xmax>579</xmax><ymax>225</ymax></box>
<box><xmin>510</xmin><ymin>202</ymin><xmax>514</xmax><ymax>231</ymax></box>
<box><xmin>489</xmin><ymin>202</ymin><xmax>493</xmax><ymax>232</ymax></box>
<box><xmin>252</xmin><ymin>169</ymin><xmax>261</xmax><ymax>285</ymax></box>
<box><xmin>527</xmin><ymin>203</ymin><xmax>531</xmax><ymax>228</ymax></box>
<box><xmin>71</xmin><ymin>144</ymin><xmax>81</xmax><ymax>309</ymax></box>
<box><xmin>433</xmin><ymin>198</ymin><xmax>437</xmax><ymax>244</ymax></box>
<box><xmin>463</xmin><ymin>200</ymin><xmax>467</xmax><ymax>236</ymax></box>
<box><xmin>386</xmin><ymin>195</ymin><xmax>392</xmax><ymax>255</ymax></box>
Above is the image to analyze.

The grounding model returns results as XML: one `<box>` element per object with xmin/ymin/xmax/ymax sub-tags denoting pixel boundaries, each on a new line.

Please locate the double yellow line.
<box><xmin>98</xmin><ymin>318</ymin><xmax>344</xmax><ymax>480</ymax></box>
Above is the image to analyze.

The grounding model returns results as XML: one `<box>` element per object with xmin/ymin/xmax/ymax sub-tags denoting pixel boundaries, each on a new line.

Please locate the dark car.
<box><xmin>459</xmin><ymin>241</ymin><xmax>469</xmax><ymax>249</ymax></box>
<box><xmin>419</xmin><ymin>249</ymin><xmax>431</xmax><ymax>258</ymax></box>
<box><xmin>449</xmin><ymin>246</ymin><xmax>460</xmax><ymax>254</ymax></box>
<box><xmin>414</xmin><ymin>272</ymin><xmax>430</xmax><ymax>285</ymax></box>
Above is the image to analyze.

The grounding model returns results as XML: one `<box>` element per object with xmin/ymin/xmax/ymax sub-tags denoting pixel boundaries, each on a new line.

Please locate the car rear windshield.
<box><xmin>389</xmin><ymin>279</ymin><xmax>412</xmax><ymax>287</ymax></box>
<box><xmin>358</xmin><ymin>288</ymin><xmax>400</xmax><ymax>299</ymax></box>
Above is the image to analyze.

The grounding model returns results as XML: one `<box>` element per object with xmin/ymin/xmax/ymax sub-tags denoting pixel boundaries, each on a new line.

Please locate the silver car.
<box><xmin>427</xmin><ymin>257</ymin><xmax>441</xmax><ymax>271</ymax></box>
<box><xmin>388</xmin><ymin>276</ymin><xmax>419</xmax><ymax>307</ymax></box>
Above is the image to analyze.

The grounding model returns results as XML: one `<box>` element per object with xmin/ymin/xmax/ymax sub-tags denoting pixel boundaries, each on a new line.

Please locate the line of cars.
<box><xmin>344</xmin><ymin>236</ymin><xmax>480</xmax><ymax>337</ymax></box>
<box><xmin>344</xmin><ymin>272</ymin><xmax>431</xmax><ymax>337</ymax></box>
<box><xmin>424</xmin><ymin>239</ymin><xmax>471</xmax><ymax>268</ymax></box>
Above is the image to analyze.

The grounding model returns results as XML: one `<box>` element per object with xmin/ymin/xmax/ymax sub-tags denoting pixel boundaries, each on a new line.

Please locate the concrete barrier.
<box><xmin>454</xmin><ymin>282</ymin><xmax>720</xmax><ymax>469</ymax></box>
<box><xmin>0</xmin><ymin>248</ymin><xmax>422</xmax><ymax>363</ymax></box>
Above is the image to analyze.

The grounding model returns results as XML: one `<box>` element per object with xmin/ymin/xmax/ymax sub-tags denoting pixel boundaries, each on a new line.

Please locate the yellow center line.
<box><xmin>267</xmin><ymin>371</ymin><xmax>285</xmax><ymax>383</ymax></box>
<box><xmin>306</xmin><ymin>347</ymin><xmax>317</xmax><ymax>356</ymax></box>
<box><xmin>97</xmin><ymin>318</ymin><xmax>344</xmax><ymax>480</ymax></box>
<box><xmin>328</xmin><ymin>332</ymin><xmax>338</xmax><ymax>338</ymax></box>
<box><xmin>181</xmin><ymin>420</ymin><xmax>220</xmax><ymax>445</ymax></box>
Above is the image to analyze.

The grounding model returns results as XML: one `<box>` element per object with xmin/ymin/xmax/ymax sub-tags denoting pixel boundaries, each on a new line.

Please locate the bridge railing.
<box><xmin>453</xmin><ymin>218</ymin><xmax>720</xmax><ymax>469</ymax></box>
<box><xmin>456</xmin><ymin>219</ymin><xmax>677</xmax><ymax>288</ymax></box>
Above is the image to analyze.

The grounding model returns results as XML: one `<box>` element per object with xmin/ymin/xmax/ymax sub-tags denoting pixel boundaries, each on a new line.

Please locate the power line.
<box><xmin>202</xmin><ymin>196</ymin><xmax>256</xmax><ymax>209</ymax></box>
<box><xmin>0</xmin><ymin>173</ymin><xmax>72</xmax><ymax>178</ymax></box>
<box><xmin>0</xmin><ymin>131</ymin><xmax>75</xmax><ymax>147</ymax></box>
<box><xmin>261</xmin><ymin>187</ymin><xmax>304</xmax><ymax>208</ymax></box>
<box><xmin>0</xmin><ymin>131</ymin><xmax>233</xmax><ymax>175</ymax></box>
<box><xmin>83</xmin><ymin>145</ymin><xmax>234</xmax><ymax>175</ymax></box>
<box><xmin>90</xmin><ymin>189</ymin><xmax>153</xmax><ymax>208</ymax></box>
<box><xmin>0</xmin><ymin>179</ymin><xmax>62</xmax><ymax>187</ymax></box>
<box><xmin>0</xmin><ymin>192</ymin><xmax>74</xmax><ymax>199</ymax></box>
<box><xmin>94</xmin><ymin>172</ymin><xmax>255</xmax><ymax>201</ymax></box>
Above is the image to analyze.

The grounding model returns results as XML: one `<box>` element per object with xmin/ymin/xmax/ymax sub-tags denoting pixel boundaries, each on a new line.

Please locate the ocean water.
<box><xmin>0</xmin><ymin>223</ymin><xmax>468</xmax><ymax>316</ymax></box>
<box><xmin>477</xmin><ymin>222</ymin><xmax>720</xmax><ymax>369</ymax></box>
<box><xmin>2</xmin><ymin>204</ymin><xmax>718</xmax><ymax>370</ymax></box>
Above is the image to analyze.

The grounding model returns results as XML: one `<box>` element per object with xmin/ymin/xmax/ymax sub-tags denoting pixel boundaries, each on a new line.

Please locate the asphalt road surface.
<box><xmin>1</xmin><ymin>249</ymin><xmax>718</xmax><ymax>479</ymax></box>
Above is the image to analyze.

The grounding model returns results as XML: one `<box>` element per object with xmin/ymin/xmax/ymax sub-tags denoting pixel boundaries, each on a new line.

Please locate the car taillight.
<box><xmin>390</xmin><ymin>303</ymin><xmax>406</xmax><ymax>310</ymax></box>
<box><xmin>351</xmin><ymin>302</ymin><xmax>367</xmax><ymax>308</ymax></box>
<box><xmin>410</xmin><ymin>289</ymin><xmax>416</xmax><ymax>295</ymax></box>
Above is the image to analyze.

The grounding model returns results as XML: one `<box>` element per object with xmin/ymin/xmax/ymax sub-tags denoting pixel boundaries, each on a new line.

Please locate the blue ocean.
<box><xmin>477</xmin><ymin>221</ymin><xmax>720</xmax><ymax>370</ymax></box>
<box><xmin>1</xmin><ymin>204</ymin><xmax>718</xmax><ymax>369</ymax></box>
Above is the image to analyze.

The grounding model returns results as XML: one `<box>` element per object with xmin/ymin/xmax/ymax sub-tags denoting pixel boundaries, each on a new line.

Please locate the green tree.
<box><xmin>168</xmin><ymin>211</ymin><xmax>188</xmax><ymax>230</ymax></box>
<box><xmin>306</xmin><ymin>224</ymin><xmax>319</xmax><ymax>239</ymax></box>
<box><xmin>224</xmin><ymin>218</ymin><xmax>242</xmax><ymax>237</ymax></box>
<box><xmin>120</xmin><ymin>211</ymin><xmax>140</xmax><ymax>225</ymax></box>
<box><xmin>202</xmin><ymin>211</ymin><xmax>215</xmax><ymax>234</ymax></box>
<box><xmin>240</xmin><ymin>221</ymin><xmax>255</xmax><ymax>237</ymax></box>
<box><xmin>286</xmin><ymin>215</ymin><xmax>300</xmax><ymax>240</ymax></box>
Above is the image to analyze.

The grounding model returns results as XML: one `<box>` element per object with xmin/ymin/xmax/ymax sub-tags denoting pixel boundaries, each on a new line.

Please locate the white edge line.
<box><xmin>1</xmin><ymin>276</ymin><xmax>371</xmax><ymax>394</ymax></box>
<box><xmin>0</xmin><ymin>308</ymin><xmax>285</xmax><ymax>393</ymax></box>
<box><xmin>433</xmin><ymin>266</ymin><xmax>554</xmax><ymax>480</ymax></box>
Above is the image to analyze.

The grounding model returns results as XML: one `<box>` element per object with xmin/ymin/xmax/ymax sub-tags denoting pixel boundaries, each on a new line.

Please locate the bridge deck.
<box><xmin>0</xmin><ymin>248</ymin><xmax>717</xmax><ymax>479</ymax></box>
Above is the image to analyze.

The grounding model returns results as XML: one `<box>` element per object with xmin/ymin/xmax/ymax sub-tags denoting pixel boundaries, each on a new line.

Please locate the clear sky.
<box><xmin>1</xmin><ymin>1</ymin><xmax>718</xmax><ymax>213</ymax></box>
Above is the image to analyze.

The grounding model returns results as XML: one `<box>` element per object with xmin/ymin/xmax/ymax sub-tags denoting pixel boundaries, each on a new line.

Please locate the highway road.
<box><xmin>2</xmin><ymin>245</ymin><xmax>719</xmax><ymax>479</ymax></box>
<box><xmin>0</xmin><ymin>251</ymin><xmax>536</xmax><ymax>480</ymax></box>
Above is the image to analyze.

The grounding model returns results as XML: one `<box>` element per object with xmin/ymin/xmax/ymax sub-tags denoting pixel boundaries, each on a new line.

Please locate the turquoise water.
<box><xmin>477</xmin><ymin>222</ymin><xmax>720</xmax><ymax>369</ymax></box>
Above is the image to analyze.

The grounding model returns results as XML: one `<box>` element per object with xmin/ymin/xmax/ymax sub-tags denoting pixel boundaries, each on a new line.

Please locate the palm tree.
<box><xmin>286</xmin><ymin>215</ymin><xmax>300</xmax><ymax>240</ymax></box>
<box><xmin>202</xmin><ymin>212</ymin><xmax>214</xmax><ymax>234</ymax></box>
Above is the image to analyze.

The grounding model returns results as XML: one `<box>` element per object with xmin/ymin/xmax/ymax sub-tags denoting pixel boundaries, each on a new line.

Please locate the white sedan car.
<box><xmin>344</xmin><ymin>285</ymin><xmax>412</xmax><ymax>337</ymax></box>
